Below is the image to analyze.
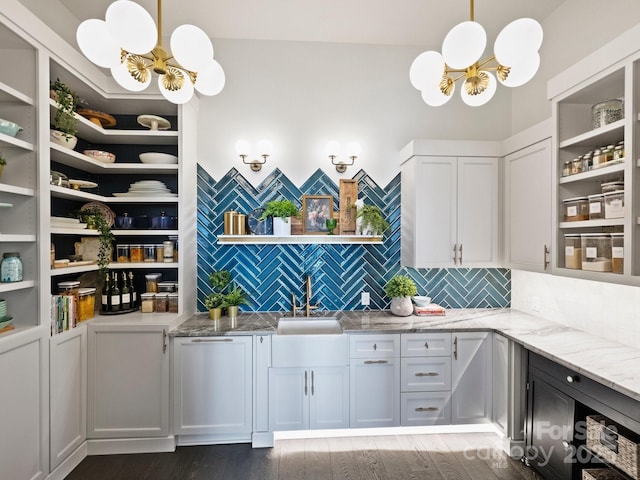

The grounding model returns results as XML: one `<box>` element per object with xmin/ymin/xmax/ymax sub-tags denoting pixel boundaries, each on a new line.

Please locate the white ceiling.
<box><xmin>52</xmin><ymin>0</ymin><xmax>563</xmax><ymax>48</ymax></box>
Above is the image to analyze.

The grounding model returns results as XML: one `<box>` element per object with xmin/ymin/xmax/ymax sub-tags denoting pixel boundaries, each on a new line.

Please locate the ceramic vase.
<box><xmin>273</xmin><ymin>217</ymin><xmax>291</xmax><ymax>236</ymax></box>
<box><xmin>50</xmin><ymin>129</ymin><xmax>78</xmax><ymax>150</ymax></box>
<box><xmin>390</xmin><ymin>296</ymin><xmax>413</xmax><ymax>316</ymax></box>
<box><xmin>209</xmin><ymin>307</ymin><xmax>222</xmax><ymax>320</ymax></box>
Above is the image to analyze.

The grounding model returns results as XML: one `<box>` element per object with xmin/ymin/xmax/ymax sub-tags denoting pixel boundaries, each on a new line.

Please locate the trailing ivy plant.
<box><xmin>356</xmin><ymin>204</ymin><xmax>389</xmax><ymax>235</ymax></box>
<box><xmin>79</xmin><ymin>208</ymin><xmax>115</xmax><ymax>276</ymax></box>
<box><xmin>50</xmin><ymin>78</ymin><xmax>78</xmax><ymax>140</ymax></box>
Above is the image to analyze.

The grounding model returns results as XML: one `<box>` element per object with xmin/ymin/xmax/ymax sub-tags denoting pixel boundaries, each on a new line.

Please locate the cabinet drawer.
<box><xmin>401</xmin><ymin>333</ymin><xmax>452</xmax><ymax>357</ymax></box>
<box><xmin>401</xmin><ymin>392</ymin><xmax>451</xmax><ymax>426</ymax></box>
<box><xmin>349</xmin><ymin>334</ymin><xmax>399</xmax><ymax>358</ymax></box>
<box><xmin>401</xmin><ymin>357</ymin><xmax>451</xmax><ymax>392</ymax></box>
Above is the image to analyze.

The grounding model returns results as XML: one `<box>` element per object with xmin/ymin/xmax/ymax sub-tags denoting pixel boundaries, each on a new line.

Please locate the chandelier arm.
<box><xmin>477</xmin><ymin>55</ymin><xmax>497</xmax><ymax>69</ymax></box>
<box><xmin>469</xmin><ymin>0</ymin><xmax>474</xmax><ymax>22</ymax></box>
<box><xmin>449</xmin><ymin>72</ymin><xmax>467</xmax><ymax>83</ymax></box>
<box><xmin>122</xmin><ymin>49</ymin><xmax>155</xmax><ymax>63</ymax></box>
<box><xmin>157</xmin><ymin>0</ymin><xmax>163</xmax><ymax>47</ymax></box>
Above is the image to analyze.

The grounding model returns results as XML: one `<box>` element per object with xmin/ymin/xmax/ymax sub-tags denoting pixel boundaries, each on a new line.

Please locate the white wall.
<box><xmin>511</xmin><ymin>270</ymin><xmax>640</xmax><ymax>350</ymax></box>
<box><xmin>511</xmin><ymin>0</ymin><xmax>640</xmax><ymax>134</ymax></box>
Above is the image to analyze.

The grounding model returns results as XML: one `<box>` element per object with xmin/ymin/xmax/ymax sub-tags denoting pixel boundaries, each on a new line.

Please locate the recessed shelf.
<box><xmin>559</xmin><ymin>219</ymin><xmax>624</xmax><ymax>229</ymax></box>
<box><xmin>559</xmin><ymin>161</ymin><xmax>625</xmax><ymax>184</ymax></box>
<box><xmin>558</xmin><ymin>119</ymin><xmax>624</xmax><ymax>149</ymax></box>
<box><xmin>50</xmin><ymin>185</ymin><xmax>178</xmax><ymax>204</ymax></box>
<box><xmin>50</xmin><ymin>262</ymin><xmax>179</xmax><ymax>277</ymax></box>
<box><xmin>0</xmin><ymin>234</ymin><xmax>37</xmax><ymax>242</ymax></box>
<box><xmin>0</xmin><ymin>183</ymin><xmax>35</xmax><ymax>197</ymax></box>
<box><xmin>217</xmin><ymin>234</ymin><xmax>383</xmax><ymax>245</ymax></box>
<box><xmin>0</xmin><ymin>131</ymin><xmax>34</xmax><ymax>151</ymax></box>
<box><xmin>0</xmin><ymin>280</ymin><xmax>35</xmax><ymax>293</ymax></box>
<box><xmin>0</xmin><ymin>81</ymin><xmax>34</xmax><ymax>105</ymax></box>
<box><xmin>50</xmin><ymin>143</ymin><xmax>178</xmax><ymax>174</ymax></box>
<box><xmin>50</xmin><ymin>100</ymin><xmax>178</xmax><ymax>145</ymax></box>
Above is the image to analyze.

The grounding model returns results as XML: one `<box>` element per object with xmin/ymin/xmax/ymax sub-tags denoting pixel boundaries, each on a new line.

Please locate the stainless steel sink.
<box><xmin>277</xmin><ymin>317</ymin><xmax>342</xmax><ymax>335</ymax></box>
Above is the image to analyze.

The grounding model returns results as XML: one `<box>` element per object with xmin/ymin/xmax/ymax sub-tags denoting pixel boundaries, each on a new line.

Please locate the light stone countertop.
<box><xmin>171</xmin><ymin>308</ymin><xmax>640</xmax><ymax>402</ymax></box>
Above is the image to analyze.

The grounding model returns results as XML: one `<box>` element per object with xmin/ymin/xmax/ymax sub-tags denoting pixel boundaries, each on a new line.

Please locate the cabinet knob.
<box><xmin>562</xmin><ymin>440</ymin><xmax>571</xmax><ymax>449</ymax></box>
<box><xmin>566</xmin><ymin>375</ymin><xmax>576</xmax><ymax>383</ymax></box>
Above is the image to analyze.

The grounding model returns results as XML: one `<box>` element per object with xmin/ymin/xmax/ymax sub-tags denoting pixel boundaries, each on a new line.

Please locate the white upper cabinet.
<box><xmin>400</xmin><ymin>141</ymin><xmax>500</xmax><ymax>268</ymax></box>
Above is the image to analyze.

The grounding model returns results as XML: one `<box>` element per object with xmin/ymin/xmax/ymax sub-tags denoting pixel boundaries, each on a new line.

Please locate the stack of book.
<box><xmin>51</xmin><ymin>295</ymin><xmax>78</xmax><ymax>335</ymax></box>
<box><xmin>414</xmin><ymin>303</ymin><xmax>446</xmax><ymax>316</ymax></box>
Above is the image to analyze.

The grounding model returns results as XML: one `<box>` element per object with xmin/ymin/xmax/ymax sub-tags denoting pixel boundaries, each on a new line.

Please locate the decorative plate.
<box><xmin>80</xmin><ymin>201</ymin><xmax>115</xmax><ymax>227</ymax></box>
<box><xmin>137</xmin><ymin>114</ymin><xmax>171</xmax><ymax>131</ymax></box>
<box><xmin>248</xmin><ymin>208</ymin><xmax>273</xmax><ymax>235</ymax></box>
<box><xmin>69</xmin><ymin>179</ymin><xmax>98</xmax><ymax>190</ymax></box>
<box><xmin>76</xmin><ymin>108</ymin><xmax>116</xmax><ymax>128</ymax></box>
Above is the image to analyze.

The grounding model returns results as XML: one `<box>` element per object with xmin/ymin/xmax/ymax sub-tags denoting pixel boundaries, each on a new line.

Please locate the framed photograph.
<box><xmin>302</xmin><ymin>195</ymin><xmax>334</xmax><ymax>234</ymax></box>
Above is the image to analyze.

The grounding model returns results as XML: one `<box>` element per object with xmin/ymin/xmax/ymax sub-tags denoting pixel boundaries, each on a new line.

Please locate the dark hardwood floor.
<box><xmin>65</xmin><ymin>433</ymin><xmax>543</xmax><ymax>480</ymax></box>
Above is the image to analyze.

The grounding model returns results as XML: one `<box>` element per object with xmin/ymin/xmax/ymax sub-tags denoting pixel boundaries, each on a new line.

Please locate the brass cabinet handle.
<box><xmin>453</xmin><ymin>336</ymin><xmax>458</xmax><ymax>360</ymax></box>
<box><xmin>364</xmin><ymin>360</ymin><xmax>388</xmax><ymax>364</ymax></box>
<box><xmin>415</xmin><ymin>372</ymin><xmax>438</xmax><ymax>377</ymax></box>
<box><xmin>415</xmin><ymin>407</ymin><xmax>439</xmax><ymax>412</ymax></box>
<box><xmin>191</xmin><ymin>338</ymin><xmax>233</xmax><ymax>342</ymax></box>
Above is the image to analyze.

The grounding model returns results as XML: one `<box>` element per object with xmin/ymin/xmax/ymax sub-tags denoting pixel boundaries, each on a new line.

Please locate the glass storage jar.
<box><xmin>155</xmin><ymin>244</ymin><xmax>164</xmax><ymax>262</ymax></box>
<box><xmin>588</xmin><ymin>194</ymin><xmax>605</xmax><ymax>220</ymax></box>
<box><xmin>601</xmin><ymin>181</ymin><xmax>624</xmax><ymax>194</ymax></box>
<box><xmin>116</xmin><ymin>244</ymin><xmax>130</xmax><ymax>262</ymax></box>
<box><xmin>562</xmin><ymin>160</ymin><xmax>572</xmax><ymax>177</ymax></box>
<box><xmin>130</xmin><ymin>244</ymin><xmax>144</xmax><ymax>263</ymax></box>
<box><xmin>154</xmin><ymin>293</ymin><xmax>168</xmax><ymax>313</ymax></box>
<box><xmin>604</xmin><ymin>190</ymin><xmax>625</xmax><ymax>218</ymax></box>
<box><xmin>564</xmin><ymin>234</ymin><xmax>582</xmax><ymax>270</ymax></box>
<box><xmin>145</xmin><ymin>273</ymin><xmax>162</xmax><ymax>293</ymax></box>
<box><xmin>592</xmin><ymin>98</ymin><xmax>623</xmax><ymax>129</ymax></box>
<box><xmin>611</xmin><ymin>233</ymin><xmax>624</xmax><ymax>274</ymax></box>
<box><xmin>592</xmin><ymin>148</ymin><xmax>603</xmax><ymax>168</ymax></box>
<box><xmin>581</xmin><ymin>234</ymin><xmax>612</xmax><ymax>272</ymax></box>
<box><xmin>140</xmin><ymin>293</ymin><xmax>155</xmax><ymax>313</ymax></box>
<box><xmin>563</xmin><ymin>197</ymin><xmax>589</xmax><ymax>221</ymax></box>
<box><xmin>58</xmin><ymin>280</ymin><xmax>80</xmax><ymax>300</ymax></box>
<box><xmin>78</xmin><ymin>287</ymin><xmax>96</xmax><ymax>321</ymax></box>
<box><xmin>570</xmin><ymin>156</ymin><xmax>583</xmax><ymax>174</ymax></box>
<box><xmin>1</xmin><ymin>252</ymin><xmax>23</xmax><ymax>283</ymax></box>
<box><xmin>157</xmin><ymin>281</ymin><xmax>176</xmax><ymax>293</ymax></box>
<box><xmin>602</xmin><ymin>145</ymin><xmax>614</xmax><ymax>164</ymax></box>
<box><xmin>167</xmin><ymin>293</ymin><xmax>179</xmax><ymax>313</ymax></box>
<box><xmin>613</xmin><ymin>141</ymin><xmax>624</xmax><ymax>160</ymax></box>
<box><xmin>143</xmin><ymin>244</ymin><xmax>156</xmax><ymax>262</ymax></box>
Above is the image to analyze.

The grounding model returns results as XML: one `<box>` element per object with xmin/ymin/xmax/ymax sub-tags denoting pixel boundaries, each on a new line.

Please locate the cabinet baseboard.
<box><xmin>86</xmin><ymin>436</ymin><xmax>176</xmax><ymax>455</ymax></box>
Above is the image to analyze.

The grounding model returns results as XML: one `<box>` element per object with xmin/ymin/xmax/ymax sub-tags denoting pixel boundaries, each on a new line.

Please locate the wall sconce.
<box><xmin>235</xmin><ymin>139</ymin><xmax>273</xmax><ymax>172</ymax></box>
<box><xmin>326</xmin><ymin>141</ymin><xmax>361</xmax><ymax>173</ymax></box>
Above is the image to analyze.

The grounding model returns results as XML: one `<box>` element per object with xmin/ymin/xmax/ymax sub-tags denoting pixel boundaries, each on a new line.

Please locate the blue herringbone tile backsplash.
<box><xmin>197</xmin><ymin>166</ymin><xmax>510</xmax><ymax>311</ymax></box>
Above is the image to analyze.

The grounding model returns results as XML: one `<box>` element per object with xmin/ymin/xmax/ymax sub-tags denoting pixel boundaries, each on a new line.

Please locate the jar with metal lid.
<box><xmin>602</xmin><ymin>144</ymin><xmax>614</xmax><ymax>163</ymax></box>
<box><xmin>143</xmin><ymin>244</ymin><xmax>156</xmax><ymax>262</ymax></box>
<box><xmin>562</xmin><ymin>160</ymin><xmax>572</xmax><ymax>177</ymax></box>
<box><xmin>570</xmin><ymin>156</ymin><xmax>583</xmax><ymax>174</ymax></box>
<box><xmin>140</xmin><ymin>293</ymin><xmax>155</xmax><ymax>313</ymax></box>
<box><xmin>583</xmin><ymin>151</ymin><xmax>593</xmax><ymax>172</ymax></box>
<box><xmin>145</xmin><ymin>273</ymin><xmax>162</xmax><ymax>293</ymax></box>
<box><xmin>130</xmin><ymin>244</ymin><xmax>144</xmax><ymax>263</ymax></box>
<box><xmin>58</xmin><ymin>280</ymin><xmax>81</xmax><ymax>300</ymax></box>
<box><xmin>78</xmin><ymin>287</ymin><xmax>96</xmax><ymax>321</ymax></box>
<box><xmin>613</xmin><ymin>141</ymin><xmax>624</xmax><ymax>160</ymax></box>
<box><xmin>592</xmin><ymin>148</ymin><xmax>602</xmax><ymax>168</ymax></box>
<box><xmin>1</xmin><ymin>252</ymin><xmax>23</xmax><ymax>283</ymax></box>
<box><xmin>163</xmin><ymin>240</ymin><xmax>174</xmax><ymax>263</ymax></box>
<box><xmin>155</xmin><ymin>244</ymin><xmax>164</xmax><ymax>262</ymax></box>
<box><xmin>116</xmin><ymin>244</ymin><xmax>130</xmax><ymax>262</ymax></box>
<box><xmin>167</xmin><ymin>293</ymin><xmax>179</xmax><ymax>313</ymax></box>
<box><xmin>154</xmin><ymin>293</ymin><xmax>168</xmax><ymax>313</ymax></box>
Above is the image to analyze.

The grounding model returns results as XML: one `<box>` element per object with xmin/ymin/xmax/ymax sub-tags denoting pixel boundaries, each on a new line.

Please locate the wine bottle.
<box><xmin>102</xmin><ymin>272</ymin><xmax>110</xmax><ymax>312</ymax></box>
<box><xmin>121</xmin><ymin>271</ymin><xmax>131</xmax><ymax>310</ymax></box>
<box><xmin>111</xmin><ymin>271</ymin><xmax>121</xmax><ymax>312</ymax></box>
<box><xmin>128</xmin><ymin>271</ymin><xmax>137</xmax><ymax>308</ymax></box>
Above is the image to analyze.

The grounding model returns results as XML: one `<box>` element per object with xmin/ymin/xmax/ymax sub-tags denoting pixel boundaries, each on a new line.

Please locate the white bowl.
<box><xmin>139</xmin><ymin>152</ymin><xmax>178</xmax><ymax>164</ymax></box>
<box><xmin>83</xmin><ymin>149</ymin><xmax>115</xmax><ymax>163</ymax></box>
<box><xmin>412</xmin><ymin>296</ymin><xmax>432</xmax><ymax>307</ymax></box>
<box><xmin>50</xmin><ymin>129</ymin><xmax>77</xmax><ymax>150</ymax></box>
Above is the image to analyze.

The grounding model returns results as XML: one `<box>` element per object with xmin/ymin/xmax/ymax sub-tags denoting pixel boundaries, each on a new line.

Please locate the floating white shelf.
<box><xmin>559</xmin><ymin>219</ymin><xmax>624</xmax><ymax>229</ymax></box>
<box><xmin>50</xmin><ymin>185</ymin><xmax>178</xmax><ymax>204</ymax></box>
<box><xmin>0</xmin><ymin>182</ymin><xmax>36</xmax><ymax>197</ymax></box>
<box><xmin>0</xmin><ymin>234</ymin><xmax>37</xmax><ymax>242</ymax></box>
<box><xmin>0</xmin><ymin>131</ymin><xmax>34</xmax><ymax>151</ymax></box>
<box><xmin>0</xmin><ymin>81</ymin><xmax>34</xmax><ymax>105</ymax></box>
<box><xmin>559</xmin><ymin>161</ymin><xmax>625</xmax><ymax>184</ymax></box>
<box><xmin>217</xmin><ymin>234</ymin><xmax>383</xmax><ymax>245</ymax></box>
<box><xmin>50</xmin><ymin>262</ymin><xmax>179</xmax><ymax>276</ymax></box>
<box><xmin>0</xmin><ymin>280</ymin><xmax>35</xmax><ymax>293</ymax></box>
<box><xmin>558</xmin><ymin>119</ymin><xmax>624</xmax><ymax>149</ymax></box>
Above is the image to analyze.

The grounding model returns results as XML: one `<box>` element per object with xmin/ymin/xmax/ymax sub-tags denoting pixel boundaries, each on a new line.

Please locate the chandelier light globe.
<box><xmin>170</xmin><ymin>25</ymin><xmax>214</xmax><ymax>72</ymax></box>
<box><xmin>460</xmin><ymin>71</ymin><xmax>497</xmax><ymax>107</ymax></box>
<box><xmin>76</xmin><ymin>19</ymin><xmax>121</xmax><ymax>68</ymax></box>
<box><xmin>158</xmin><ymin>71</ymin><xmax>194</xmax><ymax>104</ymax></box>
<box><xmin>409</xmin><ymin>51</ymin><xmax>445</xmax><ymax>92</ymax></box>
<box><xmin>325</xmin><ymin>141</ymin><xmax>340</xmax><ymax>158</ymax></box>
<box><xmin>257</xmin><ymin>139</ymin><xmax>273</xmax><ymax>157</ymax></box>
<box><xmin>441</xmin><ymin>21</ymin><xmax>487</xmax><ymax>70</ymax></box>
<box><xmin>235</xmin><ymin>139</ymin><xmax>251</xmax><ymax>157</ymax></box>
<box><xmin>194</xmin><ymin>59</ymin><xmax>226</xmax><ymax>96</ymax></box>
<box><xmin>346</xmin><ymin>141</ymin><xmax>362</xmax><ymax>158</ymax></box>
<box><xmin>111</xmin><ymin>60</ymin><xmax>151</xmax><ymax>92</ymax></box>
<box><xmin>494</xmin><ymin>18</ymin><xmax>543</xmax><ymax>67</ymax></box>
<box><xmin>498</xmin><ymin>52</ymin><xmax>540</xmax><ymax>88</ymax></box>
<box><xmin>421</xmin><ymin>84</ymin><xmax>453</xmax><ymax>107</ymax></box>
<box><xmin>105</xmin><ymin>0</ymin><xmax>157</xmax><ymax>55</ymax></box>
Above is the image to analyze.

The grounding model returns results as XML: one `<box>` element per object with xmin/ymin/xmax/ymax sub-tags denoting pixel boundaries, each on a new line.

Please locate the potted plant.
<box><xmin>79</xmin><ymin>208</ymin><xmax>114</xmax><ymax>276</ymax></box>
<box><xmin>385</xmin><ymin>274</ymin><xmax>417</xmax><ymax>316</ymax></box>
<box><xmin>0</xmin><ymin>153</ymin><xmax>6</xmax><ymax>178</ymax></box>
<box><xmin>223</xmin><ymin>283</ymin><xmax>250</xmax><ymax>320</ymax></box>
<box><xmin>205</xmin><ymin>270</ymin><xmax>231</xmax><ymax>320</ymax></box>
<box><xmin>354</xmin><ymin>200</ymin><xmax>389</xmax><ymax>235</ymax></box>
<box><xmin>50</xmin><ymin>78</ymin><xmax>79</xmax><ymax>149</ymax></box>
<box><xmin>260</xmin><ymin>198</ymin><xmax>300</xmax><ymax>236</ymax></box>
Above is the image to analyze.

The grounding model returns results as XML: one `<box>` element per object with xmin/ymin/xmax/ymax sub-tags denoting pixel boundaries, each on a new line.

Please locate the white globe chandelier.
<box><xmin>76</xmin><ymin>0</ymin><xmax>225</xmax><ymax>104</ymax></box>
<box><xmin>409</xmin><ymin>0</ymin><xmax>543</xmax><ymax>107</ymax></box>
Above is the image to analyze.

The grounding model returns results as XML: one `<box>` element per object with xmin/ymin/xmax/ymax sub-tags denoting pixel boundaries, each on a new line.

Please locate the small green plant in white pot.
<box><xmin>260</xmin><ymin>199</ymin><xmax>300</xmax><ymax>236</ymax></box>
<box><xmin>354</xmin><ymin>200</ymin><xmax>389</xmax><ymax>235</ymax></box>
<box><xmin>385</xmin><ymin>275</ymin><xmax>417</xmax><ymax>316</ymax></box>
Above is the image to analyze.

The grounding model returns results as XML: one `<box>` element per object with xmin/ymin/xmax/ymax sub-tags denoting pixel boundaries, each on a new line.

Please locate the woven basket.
<box><xmin>583</xmin><ymin>468</ymin><xmax>628</xmax><ymax>480</ymax></box>
<box><xmin>587</xmin><ymin>415</ymin><xmax>640</xmax><ymax>480</ymax></box>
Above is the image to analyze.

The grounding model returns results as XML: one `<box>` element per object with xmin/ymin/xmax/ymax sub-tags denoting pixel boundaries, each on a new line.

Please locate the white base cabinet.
<box><xmin>87</xmin><ymin>323</ymin><xmax>170</xmax><ymax>441</ymax></box>
<box><xmin>451</xmin><ymin>332</ymin><xmax>492</xmax><ymax>424</ymax></box>
<box><xmin>349</xmin><ymin>334</ymin><xmax>400</xmax><ymax>428</ymax></box>
<box><xmin>173</xmin><ymin>336</ymin><xmax>252</xmax><ymax>439</ymax></box>
<box><xmin>50</xmin><ymin>326</ymin><xmax>86</xmax><ymax>471</ymax></box>
<box><xmin>0</xmin><ymin>330</ymin><xmax>47</xmax><ymax>480</ymax></box>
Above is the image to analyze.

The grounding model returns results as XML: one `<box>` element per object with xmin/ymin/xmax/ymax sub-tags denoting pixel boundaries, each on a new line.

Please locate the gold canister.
<box><xmin>224</xmin><ymin>211</ymin><xmax>237</xmax><ymax>235</ymax></box>
<box><xmin>233</xmin><ymin>214</ymin><xmax>247</xmax><ymax>235</ymax></box>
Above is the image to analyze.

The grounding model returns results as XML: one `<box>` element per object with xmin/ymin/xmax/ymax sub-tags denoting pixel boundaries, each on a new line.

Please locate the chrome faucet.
<box><xmin>291</xmin><ymin>275</ymin><xmax>320</xmax><ymax>317</ymax></box>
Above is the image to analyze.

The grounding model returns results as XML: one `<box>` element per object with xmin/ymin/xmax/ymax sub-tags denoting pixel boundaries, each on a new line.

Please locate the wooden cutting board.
<box><xmin>339</xmin><ymin>179</ymin><xmax>358</xmax><ymax>235</ymax></box>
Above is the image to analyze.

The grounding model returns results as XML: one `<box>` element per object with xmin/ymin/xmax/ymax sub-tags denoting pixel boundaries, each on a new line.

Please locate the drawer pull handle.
<box><xmin>192</xmin><ymin>338</ymin><xmax>233</xmax><ymax>342</ymax></box>
<box><xmin>415</xmin><ymin>372</ymin><xmax>438</xmax><ymax>377</ymax></box>
<box><xmin>415</xmin><ymin>407</ymin><xmax>439</xmax><ymax>412</ymax></box>
<box><xmin>364</xmin><ymin>360</ymin><xmax>388</xmax><ymax>364</ymax></box>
